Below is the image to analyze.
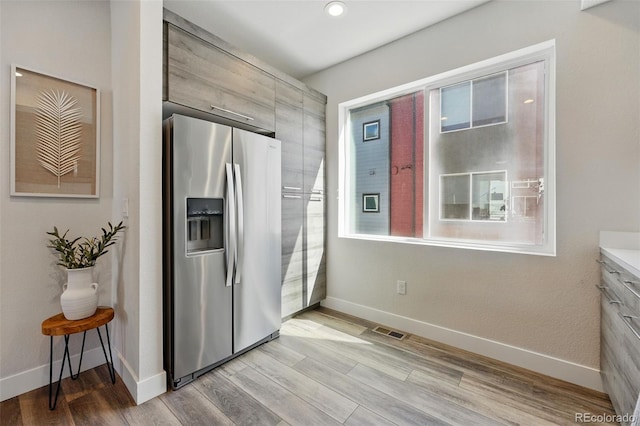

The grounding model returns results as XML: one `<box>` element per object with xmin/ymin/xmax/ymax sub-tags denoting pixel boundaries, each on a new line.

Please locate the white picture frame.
<box><xmin>11</xmin><ymin>64</ymin><xmax>100</xmax><ymax>198</ymax></box>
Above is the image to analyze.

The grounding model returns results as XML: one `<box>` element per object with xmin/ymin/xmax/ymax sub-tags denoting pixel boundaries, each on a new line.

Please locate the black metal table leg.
<box><xmin>70</xmin><ymin>331</ymin><xmax>87</xmax><ymax>380</ymax></box>
<box><xmin>48</xmin><ymin>334</ymin><xmax>74</xmax><ymax>410</ymax></box>
<box><xmin>97</xmin><ymin>324</ymin><xmax>116</xmax><ymax>384</ymax></box>
<box><xmin>42</xmin><ymin>308</ymin><xmax>116</xmax><ymax>411</ymax></box>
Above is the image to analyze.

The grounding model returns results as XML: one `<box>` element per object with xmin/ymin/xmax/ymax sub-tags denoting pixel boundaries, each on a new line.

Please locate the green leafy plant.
<box><xmin>47</xmin><ymin>221</ymin><xmax>126</xmax><ymax>269</ymax></box>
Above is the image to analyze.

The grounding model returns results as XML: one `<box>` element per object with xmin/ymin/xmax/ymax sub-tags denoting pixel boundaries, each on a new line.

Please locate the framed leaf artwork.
<box><xmin>11</xmin><ymin>65</ymin><xmax>100</xmax><ymax>198</ymax></box>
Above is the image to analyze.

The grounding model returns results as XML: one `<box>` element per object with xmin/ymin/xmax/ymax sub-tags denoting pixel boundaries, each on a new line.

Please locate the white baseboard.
<box><xmin>0</xmin><ymin>348</ymin><xmax>166</xmax><ymax>405</ymax></box>
<box><xmin>321</xmin><ymin>296</ymin><xmax>604</xmax><ymax>392</ymax></box>
<box><xmin>0</xmin><ymin>347</ymin><xmax>107</xmax><ymax>402</ymax></box>
<box><xmin>114</xmin><ymin>350</ymin><xmax>166</xmax><ymax>405</ymax></box>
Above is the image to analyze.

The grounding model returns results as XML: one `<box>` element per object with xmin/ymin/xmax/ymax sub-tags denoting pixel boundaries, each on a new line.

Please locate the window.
<box><xmin>440</xmin><ymin>171</ymin><xmax>507</xmax><ymax>221</ymax></box>
<box><xmin>362</xmin><ymin>194</ymin><xmax>380</xmax><ymax>212</ymax></box>
<box><xmin>339</xmin><ymin>41</ymin><xmax>556</xmax><ymax>255</ymax></box>
<box><xmin>363</xmin><ymin>121</ymin><xmax>380</xmax><ymax>141</ymax></box>
<box><xmin>440</xmin><ymin>72</ymin><xmax>507</xmax><ymax>132</ymax></box>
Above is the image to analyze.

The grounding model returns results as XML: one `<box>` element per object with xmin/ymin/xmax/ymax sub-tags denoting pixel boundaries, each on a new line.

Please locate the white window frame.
<box><xmin>338</xmin><ymin>40</ymin><xmax>556</xmax><ymax>256</ymax></box>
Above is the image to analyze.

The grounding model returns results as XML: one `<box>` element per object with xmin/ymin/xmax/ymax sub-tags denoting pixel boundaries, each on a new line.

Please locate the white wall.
<box><xmin>0</xmin><ymin>1</ymin><xmax>114</xmax><ymax>400</ymax></box>
<box><xmin>110</xmin><ymin>0</ymin><xmax>165</xmax><ymax>404</ymax></box>
<box><xmin>0</xmin><ymin>0</ymin><xmax>165</xmax><ymax>404</ymax></box>
<box><xmin>305</xmin><ymin>0</ymin><xmax>640</xmax><ymax>390</ymax></box>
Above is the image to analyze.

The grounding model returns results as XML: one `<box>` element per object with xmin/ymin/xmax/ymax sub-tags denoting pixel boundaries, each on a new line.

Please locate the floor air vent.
<box><xmin>372</xmin><ymin>326</ymin><xmax>406</xmax><ymax>340</ymax></box>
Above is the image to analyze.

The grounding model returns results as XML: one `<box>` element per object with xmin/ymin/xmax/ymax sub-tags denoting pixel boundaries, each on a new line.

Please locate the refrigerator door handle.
<box><xmin>233</xmin><ymin>163</ymin><xmax>244</xmax><ymax>285</ymax></box>
<box><xmin>225</xmin><ymin>163</ymin><xmax>236</xmax><ymax>287</ymax></box>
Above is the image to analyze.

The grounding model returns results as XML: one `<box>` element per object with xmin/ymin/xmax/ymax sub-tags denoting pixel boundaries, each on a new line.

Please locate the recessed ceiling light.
<box><xmin>524</xmin><ymin>99</ymin><xmax>535</xmax><ymax>104</ymax></box>
<box><xmin>15</xmin><ymin>71</ymin><xmax>23</xmax><ymax>77</ymax></box>
<box><xmin>441</xmin><ymin>116</ymin><xmax>448</xmax><ymax>121</ymax></box>
<box><xmin>325</xmin><ymin>1</ymin><xmax>346</xmax><ymax>17</ymax></box>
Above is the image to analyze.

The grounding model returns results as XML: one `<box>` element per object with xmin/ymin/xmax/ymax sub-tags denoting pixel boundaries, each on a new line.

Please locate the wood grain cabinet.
<box><xmin>303</xmin><ymin>95</ymin><xmax>326</xmax><ymax>195</ymax></box>
<box><xmin>164</xmin><ymin>23</ymin><xmax>276</xmax><ymax>132</ymax></box>
<box><xmin>599</xmin><ymin>253</ymin><xmax>640</xmax><ymax>425</ymax></box>
<box><xmin>277</xmin><ymin>81</ymin><xmax>304</xmax><ymax>191</ymax></box>
<box><xmin>305</xmin><ymin>192</ymin><xmax>326</xmax><ymax>307</ymax></box>
<box><xmin>163</xmin><ymin>9</ymin><xmax>327</xmax><ymax>320</ymax></box>
<box><xmin>277</xmin><ymin>81</ymin><xmax>304</xmax><ymax>318</ymax></box>
<box><xmin>303</xmin><ymin>95</ymin><xmax>327</xmax><ymax>308</ymax></box>
<box><xmin>276</xmin><ymin>84</ymin><xmax>327</xmax><ymax>318</ymax></box>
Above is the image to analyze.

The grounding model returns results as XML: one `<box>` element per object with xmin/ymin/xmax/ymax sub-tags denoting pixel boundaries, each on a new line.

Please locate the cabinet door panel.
<box><xmin>276</xmin><ymin>81</ymin><xmax>304</xmax><ymax>191</ymax></box>
<box><xmin>305</xmin><ymin>193</ymin><xmax>326</xmax><ymax>306</ymax></box>
<box><xmin>166</xmin><ymin>24</ymin><xmax>275</xmax><ymax>132</ymax></box>
<box><xmin>623</xmin><ymin>314</ymin><xmax>640</xmax><ymax>421</ymax></box>
<box><xmin>601</xmin><ymin>295</ymin><xmax>626</xmax><ymax>417</ymax></box>
<box><xmin>282</xmin><ymin>194</ymin><xmax>304</xmax><ymax>318</ymax></box>
<box><xmin>303</xmin><ymin>95</ymin><xmax>326</xmax><ymax>194</ymax></box>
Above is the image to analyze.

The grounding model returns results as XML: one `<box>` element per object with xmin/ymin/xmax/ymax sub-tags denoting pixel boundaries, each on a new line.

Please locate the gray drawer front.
<box><xmin>599</xmin><ymin>252</ymin><xmax>640</xmax><ymax>424</ymax></box>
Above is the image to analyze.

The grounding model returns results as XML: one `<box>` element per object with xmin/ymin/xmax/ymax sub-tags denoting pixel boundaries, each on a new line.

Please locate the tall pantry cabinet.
<box><xmin>276</xmin><ymin>81</ymin><xmax>327</xmax><ymax>318</ymax></box>
<box><xmin>163</xmin><ymin>9</ymin><xmax>327</xmax><ymax>319</ymax></box>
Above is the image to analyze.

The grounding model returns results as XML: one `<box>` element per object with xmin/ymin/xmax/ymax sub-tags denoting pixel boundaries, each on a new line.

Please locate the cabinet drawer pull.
<box><xmin>311</xmin><ymin>189</ymin><xmax>324</xmax><ymax>194</ymax></box>
<box><xmin>619</xmin><ymin>312</ymin><xmax>640</xmax><ymax>341</ymax></box>
<box><xmin>310</xmin><ymin>197</ymin><xmax>323</xmax><ymax>202</ymax></box>
<box><xmin>622</xmin><ymin>280</ymin><xmax>640</xmax><ymax>299</ymax></box>
<box><xmin>210</xmin><ymin>105</ymin><xmax>254</xmax><ymax>121</ymax></box>
<box><xmin>283</xmin><ymin>194</ymin><xmax>302</xmax><ymax>199</ymax></box>
<box><xmin>283</xmin><ymin>186</ymin><xmax>302</xmax><ymax>191</ymax></box>
<box><xmin>596</xmin><ymin>285</ymin><xmax>622</xmax><ymax>305</ymax></box>
<box><xmin>597</xmin><ymin>259</ymin><xmax>620</xmax><ymax>275</ymax></box>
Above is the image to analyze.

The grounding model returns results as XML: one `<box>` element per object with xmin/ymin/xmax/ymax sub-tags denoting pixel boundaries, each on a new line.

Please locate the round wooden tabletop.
<box><xmin>41</xmin><ymin>307</ymin><xmax>114</xmax><ymax>336</ymax></box>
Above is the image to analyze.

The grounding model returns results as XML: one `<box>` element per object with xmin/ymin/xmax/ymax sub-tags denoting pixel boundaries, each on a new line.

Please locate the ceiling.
<box><xmin>163</xmin><ymin>0</ymin><xmax>489</xmax><ymax>80</ymax></box>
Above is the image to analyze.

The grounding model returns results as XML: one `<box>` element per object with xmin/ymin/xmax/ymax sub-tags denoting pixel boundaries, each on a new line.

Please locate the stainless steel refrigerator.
<box><xmin>163</xmin><ymin>114</ymin><xmax>281</xmax><ymax>389</ymax></box>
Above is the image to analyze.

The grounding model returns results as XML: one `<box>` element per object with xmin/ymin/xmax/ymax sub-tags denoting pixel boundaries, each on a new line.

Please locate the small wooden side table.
<box><xmin>41</xmin><ymin>307</ymin><xmax>116</xmax><ymax>410</ymax></box>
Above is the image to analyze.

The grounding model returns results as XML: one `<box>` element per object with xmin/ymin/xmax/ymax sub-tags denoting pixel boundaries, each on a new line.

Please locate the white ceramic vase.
<box><xmin>60</xmin><ymin>267</ymin><xmax>99</xmax><ymax>320</ymax></box>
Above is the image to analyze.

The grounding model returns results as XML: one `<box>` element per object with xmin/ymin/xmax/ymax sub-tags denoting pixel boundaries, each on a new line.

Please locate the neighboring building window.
<box><xmin>440</xmin><ymin>71</ymin><xmax>508</xmax><ymax>133</ymax></box>
<box><xmin>362</xmin><ymin>194</ymin><xmax>380</xmax><ymax>212</ymax></box>
<box><xmin>339</xmin><ymin>41</ymin><xmax>555</xmax><ymax>255</ymax></box>
<box><xmin>440</xmin><ymin>171</ymin><xmax>507</xmax><ymax>222</ymax></box>
<box><xmin>363</xmin><ymin>120</ymin><xmax>380</xmax><ymax>141</ymax></box>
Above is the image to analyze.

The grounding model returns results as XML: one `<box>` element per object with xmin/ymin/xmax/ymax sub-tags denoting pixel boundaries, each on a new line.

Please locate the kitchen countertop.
<box><xmin>600</xmin><ymin>247</ymin><xmax>640</xmax><ymax>278</ymax></box>
<box><xmin>600</xmin><ymin>231</ymin><xmax>640</xmax><ymax>278</ymax></box>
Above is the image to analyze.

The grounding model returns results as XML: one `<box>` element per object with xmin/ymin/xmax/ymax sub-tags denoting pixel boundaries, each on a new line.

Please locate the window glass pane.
<box><xmin>349</xmin><ymin>92</ymin><xmax>424</xmax><ymax>237</ymax></box>
<box><xmin>472</xmin><ymin>72</ymin><xmax>507</xmax><ymax>127</ymax></box>
<box><xmin>472</xmin><ymin>172</ymin><xmax>506</xmax><ymax>221</ymax></box>
<box><xmin>441</xmin><ymin>82</ymin><xmax>471</xmax><ymax>132</ymax></box>
<box><xmin>429</xmin><ymin>60</ymin><xmax>546</xmax><ymax>245</ymax></box>
<box><xmin>441</xmin><ymin>174</ymin><xmax>470</xmax><ymax>220</ymax></box>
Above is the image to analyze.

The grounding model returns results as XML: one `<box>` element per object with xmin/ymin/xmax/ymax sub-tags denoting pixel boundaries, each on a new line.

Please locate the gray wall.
<box><xmin>304</xmin><ymin>0</ymin><xmax>639</xmax><ymax>376</ymax></box>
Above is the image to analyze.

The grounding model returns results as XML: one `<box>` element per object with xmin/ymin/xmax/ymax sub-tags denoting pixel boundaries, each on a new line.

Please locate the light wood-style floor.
<box><xmin>1</xmin><ymin>307</ymin><xmax>617</xmax><ymax>425</ymax></box>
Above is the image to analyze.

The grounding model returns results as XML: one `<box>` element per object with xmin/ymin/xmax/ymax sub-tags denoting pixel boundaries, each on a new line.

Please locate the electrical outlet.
<box><xmin>397</xmin><ymin>280</ymin><xmax>407</xmax><ymax>295</ymax></box>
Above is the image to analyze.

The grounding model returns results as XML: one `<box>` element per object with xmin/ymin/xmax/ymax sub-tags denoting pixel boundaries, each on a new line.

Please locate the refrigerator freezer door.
<box><xmin>171</xmin><ymin>115</ymin><xmax>233</xmax><ymax>380</ymax></box>
<box><xmin>232</xmin><ymin>128</ymin><xmax>282</xmax><ymax>352</ymax></box>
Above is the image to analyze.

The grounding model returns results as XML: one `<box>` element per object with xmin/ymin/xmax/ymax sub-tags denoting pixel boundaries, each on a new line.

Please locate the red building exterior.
<box><xmin>388</xmin><ymin>92</ymin><xmax>424</xmax><ymax>238</ymax></box>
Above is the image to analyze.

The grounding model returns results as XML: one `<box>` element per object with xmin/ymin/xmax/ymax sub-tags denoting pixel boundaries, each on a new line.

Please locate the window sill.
<box><xmin>339</xmin><ymin>232</ymin><xmax>556</xmax><ymax>257</ymax></box>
